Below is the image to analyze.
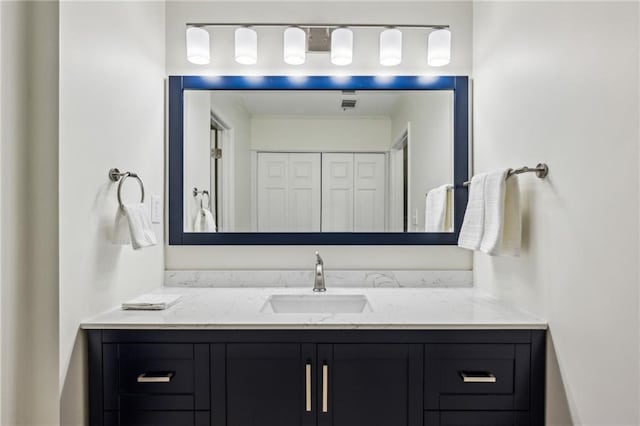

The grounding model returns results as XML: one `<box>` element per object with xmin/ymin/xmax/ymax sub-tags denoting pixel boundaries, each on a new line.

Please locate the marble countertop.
<box><xmin>81</xmin><ymin>287</ymin><xmax>546</xmax><ymax>330</ymax></box>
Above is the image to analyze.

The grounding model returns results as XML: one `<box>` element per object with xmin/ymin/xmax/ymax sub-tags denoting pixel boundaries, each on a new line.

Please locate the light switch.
<box><xmin>151</xmin><ymin>195</ymin><xmax>162</xmax><ymax>224</ymax></box>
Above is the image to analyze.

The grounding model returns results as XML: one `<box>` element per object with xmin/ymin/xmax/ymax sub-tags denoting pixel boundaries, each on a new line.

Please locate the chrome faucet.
<box><xmin>313</xmin><ymin>251</ymin><xmax>326</xmax><ymax>292</ymax></box>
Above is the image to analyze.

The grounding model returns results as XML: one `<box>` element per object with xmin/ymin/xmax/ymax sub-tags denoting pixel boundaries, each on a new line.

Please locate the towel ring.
<box><xmin>109</xmin><ymin>168</ymin><xmax>145</xmax><ymax>207</ymax></box>
<box><xmin>193</xmin><ymin>187</ymin><xmax>210</xmax><ymax>209</ymax></box>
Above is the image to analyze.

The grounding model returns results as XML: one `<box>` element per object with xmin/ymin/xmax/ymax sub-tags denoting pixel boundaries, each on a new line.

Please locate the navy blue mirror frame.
<box><xmin>168</xmin><ymin>75</ymin><xmax>468</xmax><ymax>245</ymax></box>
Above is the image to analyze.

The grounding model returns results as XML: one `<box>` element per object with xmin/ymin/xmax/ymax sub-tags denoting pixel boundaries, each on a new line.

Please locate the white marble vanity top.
<box><xmin>81</xmin><ymin>287</ymin><xmax>546</xmax><ymax>330</ymax></box>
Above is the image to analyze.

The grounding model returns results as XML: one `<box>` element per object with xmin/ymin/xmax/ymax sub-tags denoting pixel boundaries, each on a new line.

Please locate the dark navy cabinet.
<box><xmin>88</xmin><ymin>330</ymin><xmax>545</xmax><ymax>426</ymax></box>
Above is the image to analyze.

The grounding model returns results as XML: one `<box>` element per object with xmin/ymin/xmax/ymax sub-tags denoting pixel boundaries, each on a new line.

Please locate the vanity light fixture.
<box><xmin>283</xmin><ymin>27</ymin><xmax>306</xmax><ymax>65</ymax></box>
<box><xmin>235</xmin><ymin>27</ymin><xmax>258</xmax><ymax>65</ymax></box>
<box><xmin>186</xmin><ymin>27</ymin><xmax>210</xmax><ymax>65</ymax></box>
<box><xmin>427</xmin><ymin>28</ymin><xmax>451</xmax><ymax>67</ymax></box>
<box><xmin>185</xmin><ymin>23</ymin><xmax>451</xmax><ymax>68</ymax></box>
<box><xmin>331</xmin><ymin>27</ymin><xmax>353</xmax><ymax>66</ymax></box>
<box><xmin>379</xmin><ymin>28</ymin><xmax>402</xmax><ymax>66</ymax></box>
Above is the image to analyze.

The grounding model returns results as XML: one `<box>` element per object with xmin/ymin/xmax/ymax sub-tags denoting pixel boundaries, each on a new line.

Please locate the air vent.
<box><xmin>341</xmin><ymin>99</ymin><xmax>357</xmax><ymax>110</ymax></box>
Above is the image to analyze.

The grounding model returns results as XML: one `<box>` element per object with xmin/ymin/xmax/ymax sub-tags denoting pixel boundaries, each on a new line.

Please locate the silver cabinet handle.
<box><xmin>305</xmin><ymin>363</ymin><xmax>312</xmax><ymax>412</ymax></box>
<box><xmin>137</xmin><ymin>372</ymin><xmax>174</xmax><ymax>383</ymax></box>
<box><xmin>322</xmin><ymin>363</ymin><xmax>329</xmax><ymax>413</ymax></box>
<box><xmin>460</xmin><ymin>371</ymin><xmax>497</xmax><ymax>383</ymax></box>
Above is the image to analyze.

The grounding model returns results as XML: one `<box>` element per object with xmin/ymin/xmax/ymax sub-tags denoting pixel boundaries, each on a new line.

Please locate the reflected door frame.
<box><xmin>389</xmin><ymin>123</ymin><xmax>410</xmax><ymax>233</ymax></box>
<box><xmin>210</xmin><ymin>110</ymin><xmax>235</xmax><ymax>232</ymax></box>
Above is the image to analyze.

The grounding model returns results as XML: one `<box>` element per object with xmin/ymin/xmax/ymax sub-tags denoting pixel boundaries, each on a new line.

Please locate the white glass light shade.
<box><xmin>235</xmin><ymin>27</ymin><xmax>258</xmax><ymax>65</ymax></box>
<box><xmin>283</xmin><ymin>27</ymin><xmax>306</xmax><ymax>65</ymax></box>
<box><xmin>186</xmin><ymin>27</ymin><xmax>210</xmax><ymax>65</ymax></box>
<box><xmin>331</xmin><ymin>28</ymin><xmax>353</xmax><ymax>66</ymax></box>
<box><xmin>379</xmin><ymin>28</ymin><xmax>402</xmax><ymax>66</ymax></box>
<box><xmin>427</xmin><ymin>29</ymin><xmax>451</xmax><ymax>67</ymax></box>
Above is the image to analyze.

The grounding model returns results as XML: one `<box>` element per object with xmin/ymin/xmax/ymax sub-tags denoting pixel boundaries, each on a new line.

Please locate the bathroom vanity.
<box><xmin>83</xmin><ymin>288</ymin><xmax>546</xmax><ymax>426</ymax></box>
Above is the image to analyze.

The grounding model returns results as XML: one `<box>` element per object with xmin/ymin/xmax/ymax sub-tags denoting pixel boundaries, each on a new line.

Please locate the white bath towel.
<box><xmin>457</xmin><ymin>173</ymin><xmax>488</xmax><ymax>250</ymax></box>
<box><xmin>193</xmin><ymin>208</ymin><xmax>217</xmax><ymax>232</ymax></box>
<box><xmin>122</xmin><ymin>203</ymin><xmax>157</xmax><ymax>250</ymax></box>
<box><xmin>480</xmin><ymin>170</ymin><xmax>521</xmax><ymax>256</ymax></box>
<box><xmin>425</xmin><ymin>184</ymin><xmax>453</xmax><ymax>232</ymax></box>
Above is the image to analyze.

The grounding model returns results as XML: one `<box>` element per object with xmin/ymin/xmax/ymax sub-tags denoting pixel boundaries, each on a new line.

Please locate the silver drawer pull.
<box><xmin>460</xmin><ymin>371</ymin><xmax>496</xmax><ymax>383</ymax></box>
<box><xmin>137</xmin><ymin>371</ymin><xmax>174</xmax><ymax>383</ymax></box>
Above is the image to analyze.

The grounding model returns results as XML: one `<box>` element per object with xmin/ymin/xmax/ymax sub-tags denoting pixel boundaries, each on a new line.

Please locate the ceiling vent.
<box><xmin>340</xmin><ymin>99</ymin><xmax>357</xmax><ymax>110</ymax></box>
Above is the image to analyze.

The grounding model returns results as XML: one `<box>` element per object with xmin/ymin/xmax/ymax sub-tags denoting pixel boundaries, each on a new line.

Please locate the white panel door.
<box><xmin>288</xmin><ymin>153</ymin><xmax>321</xmax><ymax>232</ymax></box>
<box><xmin>322</xmin><ymin>153</ymin><xmax>354</xmax><ymax>232</ymax></box>
<box><xmin>353</xmin><ymin>153</ymin><xmax>386</xmax><ymax>232</ymax></box>
<box><xmin>257</xmin><ymin>153</ymin><xmax>288</xmax><ymax>232</ymax></box>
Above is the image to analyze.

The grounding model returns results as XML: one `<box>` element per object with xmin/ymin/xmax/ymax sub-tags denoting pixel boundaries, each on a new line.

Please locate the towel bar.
<box><xmin>109</xmin><ymin>168</ymin><xmax>145</xmax><ymax>207</ymax></box>
<box><xmin>462</xmin><ymin>163</ymin><xmax>549</xmax><ymax>187</ymax></box>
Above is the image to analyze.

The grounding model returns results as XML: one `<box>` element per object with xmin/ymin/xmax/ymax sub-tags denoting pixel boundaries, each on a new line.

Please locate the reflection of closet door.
<box><xmin>288</xmin><ymin>153</ymin><xmax>321</xmax><ymax>232</ymax></box>
<box><xmin>322</xmin><ymin>153</ymin><xmax>354</xmax><ymax>232</ymax></box>
<box><xmin>258</xmin><ymin>153</ymin><xmax>321</xmax><ymax>232</ymax></box>
<box><xmin>258</xmin><ymin>153</ymin><xmax>289</xmax><ymax>232</ymax></box>
<box><xmin>354</xmin><ymin>154</ymin><xmax>386</xmax><ymax>232</ymax></box>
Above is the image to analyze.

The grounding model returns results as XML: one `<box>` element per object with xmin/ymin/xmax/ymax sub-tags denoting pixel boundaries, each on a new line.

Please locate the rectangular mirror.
<box><xmin>169</xmin><ymin>76</ymin><xmax>468</xmax><ymax>245</ymax></box>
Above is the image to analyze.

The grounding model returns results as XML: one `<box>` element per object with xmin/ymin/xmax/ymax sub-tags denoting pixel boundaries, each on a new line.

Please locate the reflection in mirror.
<box><xmin>184</xmin><ymin>90</ymin><xmax>453</xmax><ymax>233</ymax></box>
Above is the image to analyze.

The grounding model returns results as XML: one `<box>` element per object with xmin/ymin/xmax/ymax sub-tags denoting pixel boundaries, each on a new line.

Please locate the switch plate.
<box><xmin>151</xmin><ymin>195</ymin><xmax>162</xmax><ymax>224</ymax></box>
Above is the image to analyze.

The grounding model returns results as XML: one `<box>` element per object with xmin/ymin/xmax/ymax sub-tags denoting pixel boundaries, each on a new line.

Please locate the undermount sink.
<box><xmin>262</xmin><ymin>294</ymin><xmax>372</xmax><ymax>314</ymax></box>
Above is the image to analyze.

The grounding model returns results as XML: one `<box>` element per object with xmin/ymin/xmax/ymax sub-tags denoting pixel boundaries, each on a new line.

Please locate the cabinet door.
<box><xmin>288</xmin><ymin>153</ymin><xmax>321</xmax><ymax>232</ymax></box>
<box><xmin>317</xmin><ymin>344</ymin><xmax>423</xmax><ymax>426</ymax></box>
<box><xmin>322</xmin><ymin>153</ymin><xmax>354</xmax><ymax>231</ymax></box>
<box><xmin>257</xmin><ymin>153</ymin><xmax>289</xmax><ymax>231</ymax></box>
<box><xmin>353</xmin><ymin>153</ymin><xmax>386</xmax><ymax>232</ymax></box>
<box><xmin>258</xmin><ymin>153</ymin><xmax>321</xmax><ymax>232</ymax></box>
<box><xmin>226</xmin><ymin>343</ymin><xmax>316</xmax><ymax>426</ymax></box>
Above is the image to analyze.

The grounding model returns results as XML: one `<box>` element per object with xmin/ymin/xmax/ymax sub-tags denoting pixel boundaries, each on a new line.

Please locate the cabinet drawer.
<box><xmin>103</xmin><ymin>343</ymin><xmax>210</xmax><ymax>411</ymax></box>
<box><xmin>425</xmin><ymin>344</ymin><xmax>530</xmax><ymax>411</ymax></box>
<box><xmin>425</xmin><ymin>411</ymin><xmax>530</xmax><ymax>426</ymax></box>
<box><xmin>119</xmin><ymin>395</ymin><xmax>195</xmax><ymax>411</ymax></box>
<box><xmin>118</xmin><ymin>344</ymin><xmax>195</xmax><ymax>394</ymax></box>
<box><xmin>104</xmin><ymin>410</ymin><xmax>209</xmax><ymax>426</ymax></box>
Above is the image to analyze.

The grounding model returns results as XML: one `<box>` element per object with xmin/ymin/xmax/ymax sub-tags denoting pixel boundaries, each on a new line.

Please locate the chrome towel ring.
<box><xmin>193</xmin><ymin>187</ymin><xmax>210</xmax><ymax>209</ymax></box>
<box><xmin>109</xmin><ymin>168</ymin><xmax>145</xmax><ymax>207</ymax></box>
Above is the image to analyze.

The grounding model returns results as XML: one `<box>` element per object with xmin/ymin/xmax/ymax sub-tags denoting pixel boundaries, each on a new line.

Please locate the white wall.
<box><xmin>391</xmin><ymin>92</ymin><xmax>453</xmax><ymax>232</ymax></box>
<box><xmin>472</xmin><ymin>2</ymin><xmax>639</xmax><ymax>425</ymax></box>
<box><xmin>165</xmin><ymin>1</ymin><xmax>473</xmax><ymax>270</ymax></box>
<box><xmin>0</xmin><ymin>2</ymin><xmax>59</xmax><ymax>424</ymax></box>
<box><xmin>59</xmin><ymin>2</ymin><xmax>166</xmax><ymax>424</ymax></box>
<box><xmin>251</xmin><ymin>116</ymin><xmax>391</xmax><ymax>151</ymax></box>
<box><xmin>184</xmin><ymin>91</ymin><xmax>212</xmax><ymax>231</ymax></box>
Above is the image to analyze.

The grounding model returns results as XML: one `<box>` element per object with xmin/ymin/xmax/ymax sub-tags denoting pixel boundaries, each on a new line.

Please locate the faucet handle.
<box><xmin>315</xmin><ymin>251</ymin><xmax>323</xmax><ymax>265</ymax></box>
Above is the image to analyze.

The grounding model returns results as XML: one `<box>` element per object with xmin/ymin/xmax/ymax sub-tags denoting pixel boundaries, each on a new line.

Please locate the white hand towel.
<box><xmin>112</xmin><ymin>208</ymin><xmax>131</xmax><ymax>245</ymax></box>
<box><xmin>193</xmin><ymin>208</ymin><xmax>217</xmax><ymax>232</ymax></box>
<box><xmin>122</xmin><ymin>203</ymin><xmax>157</xmax><ymax>250</ymax></box>
<box><xmin>122</xmin><ymin>294</ymin><xmax>182</xmax><ymax>311</ymax></box>
<box><xmin>480</xmin><ymin>170</ymin><xmax>521</xmax><ymax>256</ymax></box>
<box><xmin>458</xmin><ymin>173</ymin><xmax>488</xmax><ymax>250</ymax></box>
<box><xmin>425</xmin><ymin>184</ymin><xmax>453</xmax><ymax>232</ymax></box>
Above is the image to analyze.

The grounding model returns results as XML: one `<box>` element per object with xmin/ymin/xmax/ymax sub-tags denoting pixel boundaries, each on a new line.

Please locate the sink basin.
<box><xmin>262</xmin><ymin>294</ymin><xmax>372</xmax><ymax>314</ymax></box>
